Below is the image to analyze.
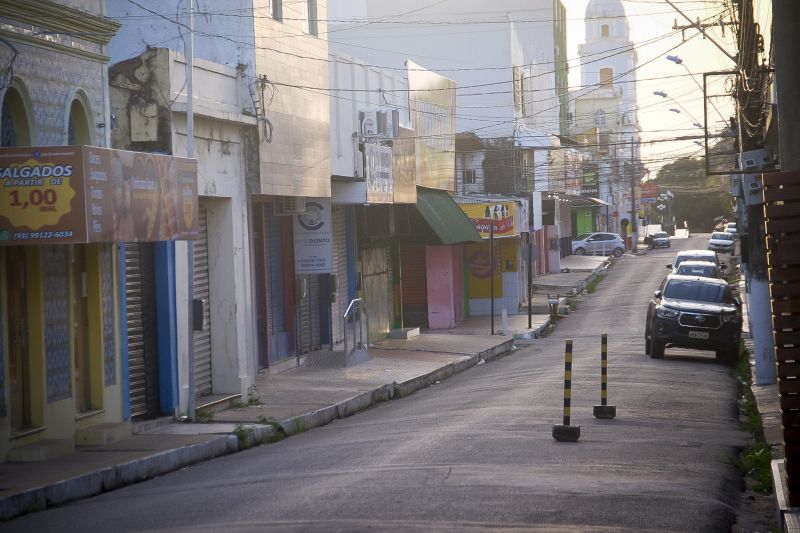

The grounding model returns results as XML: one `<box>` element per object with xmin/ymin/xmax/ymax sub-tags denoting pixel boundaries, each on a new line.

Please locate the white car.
<box><xmin>708</xmin><ymin>231</ymin><xmax>736</xmax><ymax>253</ymax></box>
<box><xmin>571</xmin><ymin>232</ymin><xmax>625</xmax><ymax>257</ymax></box>
<box><xmin>667</xmin><ymin>249</ymin><xmax>722</xmax><ymax>274</ymax></box>
<box><xmin>724</xmin><ymin>222</ymin><xmax>737</xmax><ymax>234</ymax></box>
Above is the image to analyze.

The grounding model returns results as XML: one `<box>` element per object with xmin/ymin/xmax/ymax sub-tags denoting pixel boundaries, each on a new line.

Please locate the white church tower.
<box><xmin>571</xmin><ymin>0</ymin><xmax>643</xmax><ymax>237</ymax></box>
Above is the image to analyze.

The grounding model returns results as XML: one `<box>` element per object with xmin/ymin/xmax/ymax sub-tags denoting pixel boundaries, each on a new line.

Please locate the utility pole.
<box><xmin>185</xmin><ymin>0</ymin><xmax>196</xmax><ymax>420</ymax></box>
<box><xmin>735</xmin><ymin>0</ymin><xmax>774</xmax><ymax>386</ymax></box>
<box><xmin>629</xmin><ymin>141</ymin><xmax>637</xmax><ymax>252</ymax></box>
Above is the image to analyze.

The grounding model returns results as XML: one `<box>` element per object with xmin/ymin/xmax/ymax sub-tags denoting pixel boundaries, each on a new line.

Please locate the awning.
<box><xmin>415</xmin><ymin>186</ymin><xmax>482</xmax><ymax>245</ymax></box>
<box><xmin>568</xmin><ymin>195</ymin><xmax>609</xmax><ymax>208</ymax></box>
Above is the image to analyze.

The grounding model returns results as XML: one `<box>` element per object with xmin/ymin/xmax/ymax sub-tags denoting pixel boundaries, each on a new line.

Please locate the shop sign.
<box><xmin>460</xmin><ymin>201</ymin><xmax>518</xmax><ymax>239</ymax></box>
<box><xmin>293</xmin><ymin>198</ymin><xmax>333</xmax><ymax>274</ymax></box>
<box><xmin>0</xmin><ymin>146</ymin><xmax>198</xmax><ymax>245</ymax></box>
<box><xmin>365</xmin><ymin>143</ymin><xmax>393</xmax><ymax>203</ymax></box>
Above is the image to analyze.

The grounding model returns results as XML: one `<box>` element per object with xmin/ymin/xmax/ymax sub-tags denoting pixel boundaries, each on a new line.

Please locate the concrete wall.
<box><xmin>254</xmin><ymin>0</ymin><xmax>331</xmax><ymax>197</ymax></box>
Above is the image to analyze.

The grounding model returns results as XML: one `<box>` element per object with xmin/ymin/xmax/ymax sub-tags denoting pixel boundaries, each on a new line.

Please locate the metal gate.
<box><xmin>361</xmin><ymin>247</ymin><xmax>392</xmax><ymax>340</ymax></box>
<box><xmin>193</xmin><ymin>203</ymin><xmax>212</xmax><ymax>398</ymax></box>
<box><xmin>266</xmin><ymin>206</ymin><xmax>290</xmax><ymax>361</ymax></box>
<box><xmin>125</xmin><ymin>242</ymin><xmax>160</xmax><ymax>419</ymax></box>
<box><xmin>400</xmin><ymin>245</ymin><xmax>428</xmax><ymax>328</ymax></box>
<box><xmin>330</xmin><ymin>206</ymin><xmax>350</xmax><ymax>344</ymax></box>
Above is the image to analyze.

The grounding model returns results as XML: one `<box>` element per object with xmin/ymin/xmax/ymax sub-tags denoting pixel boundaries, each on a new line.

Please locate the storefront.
<box><xmin>0</xmin><ymin>146</ymin><xmax>197</xmax><ymax>459</ymax></box>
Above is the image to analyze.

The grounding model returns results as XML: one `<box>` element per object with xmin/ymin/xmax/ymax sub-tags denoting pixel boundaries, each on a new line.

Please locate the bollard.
<box><xmin>593</xmin><ymin>333</ymin><xmax>617</xmax><ymax>419</ymax></box>
<box><xmin>553</xmin><ymin>339</ymin><xmax>581</xmax><ymax>442</ymax></box>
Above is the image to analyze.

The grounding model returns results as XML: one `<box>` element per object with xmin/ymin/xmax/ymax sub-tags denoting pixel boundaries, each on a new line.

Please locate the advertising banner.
<box><xmin>466</xmin><ymin>241</ymin><xmax>503</xmax><ymax>298</ymax></box>
<box><xmin>0</xmin><ymin>146</ymin><xmax>198</xmax><ymax>245</ymax></box>
<box><xmin>580</xmin><ymin>163</ymin><xmax>599</xmax><ymax>198</ymax></box>
<box><xmin>460</xmin><ymin>201</ymin><xmax>518</xmax><ymax>239</ymax></box>
<box><xmin>639</xmin><ymin>181</ymin><xmax>658</xmax><ymax>198</ymax></box>
<box><xmin>293</xmin><ymin>198</ymin><xmax>333</xmax><ymax>274</ymax></box>
<box><xmin>365</xmin><ymin>143</ymin><xmax>393</xmax><ymax>204</ymax></box>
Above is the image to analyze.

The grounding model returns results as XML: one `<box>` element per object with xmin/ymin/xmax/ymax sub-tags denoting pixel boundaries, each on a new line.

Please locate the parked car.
<box><xmin>571</xmin><ymin>232</ymin><xmax>625</xmax><ymax>257</ymax></box>
<box><xmin>724</xmin><ymin>222</ymin><xmax>738</xmax><ymax>234</ymax></box>
<box><xmin>674</xmin><ymin>260</ymin><xmax>722</xmax><ymax>279</ymax></box>
<box><xmin>645</xmin><ymin>274</ymin><xmax>742</xmax><ymax>363</ymax></box>
<box><xmin>667</xmin><ymin>249</ymin><xmax>723</xmax><ymax>274</ymax></box>
<box><xmin>649</xmin><ymin>231</ymin><xmax>670</xmax><ymax>249</ymax></box>
<box><xmin>708</xmin><ymin>231</ymin><xmax>735</xmax><ymax>253</ymax></box>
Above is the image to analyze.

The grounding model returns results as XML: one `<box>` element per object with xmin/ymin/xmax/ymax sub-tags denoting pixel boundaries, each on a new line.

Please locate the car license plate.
<box><xmin>688</xmin><ymin>331</ymin><xmax>709</xmax><ymax>339</ymax></box>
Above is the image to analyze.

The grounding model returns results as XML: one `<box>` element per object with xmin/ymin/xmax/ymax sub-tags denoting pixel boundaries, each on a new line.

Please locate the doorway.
<box><xmin>72</xmin><ymin>246</ymin><xmax>91</xmax><ymax>413</ymax></box>
<box><xmin>6</xmin><ymin>247</ymin><xmax>31</xmax><ymax>432</ymax></box>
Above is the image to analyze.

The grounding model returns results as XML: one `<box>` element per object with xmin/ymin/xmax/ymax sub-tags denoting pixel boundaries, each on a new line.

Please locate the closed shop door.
<box><xmin>193</xmin><ymin>203</ymin><xmax>213</xmax><ymax>398</ymax></box>
<box><xmin>330</xmin><ymin>207</ymin><xmax>349</xmax><ymax>344</ymax></box>
<box><xmin>6</xmin><ymin>247</ymin><xmax>31</xmax><ymax>431</ymax></box>
<box><xmin>125</xmin><ymin>242</ymin><xmax>160</xmax><ymax>419</ymax></box>
<box><xmin>267</xmin><ymin>206</ymin><xmax>290</xmax><ymax>361</ymax></box>
<box><xmin>401</xmin><ymin>245</ymin><xmax>428</xmax><ymax>328</ymax></box>
<box><xmin>296</xmin><ymin>274</ymin><xmax>322</xmax><ymax>354</ymax></box>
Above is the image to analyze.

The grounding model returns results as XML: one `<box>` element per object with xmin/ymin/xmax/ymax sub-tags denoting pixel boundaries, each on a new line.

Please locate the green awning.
<box><xmin>415</xmin><ymin>186</ymin><xmax>482</xmax><ymax>245</ymax></box>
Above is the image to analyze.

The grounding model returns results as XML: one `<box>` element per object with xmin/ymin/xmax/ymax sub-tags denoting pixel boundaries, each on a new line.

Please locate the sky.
<box><xmin>565</xmin><ymin>0</ymin><xmax>747</xmax><ymax>178</ymax></box>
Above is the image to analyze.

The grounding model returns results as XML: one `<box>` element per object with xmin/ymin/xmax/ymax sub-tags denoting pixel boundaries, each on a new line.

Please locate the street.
<box><xmin>5</xmin><ymin>235</ymin><xmax>749</xmax><ymax>532</ymax></box>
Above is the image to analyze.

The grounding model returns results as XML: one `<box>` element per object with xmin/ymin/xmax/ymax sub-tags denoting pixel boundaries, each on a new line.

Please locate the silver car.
<box><xmin>571</xmin><ymin>232</ymin><xmax>625</xmax><ymax>257</ymax></box>
<box><xmin>674</xmin><ymin>260</ymin><xmax>722</xmax><ymax>279</ymax></box>
<box><xmin>708</xmin><ymin>231</ymin><xmax>735</xmax><ymax>253</ymax></box>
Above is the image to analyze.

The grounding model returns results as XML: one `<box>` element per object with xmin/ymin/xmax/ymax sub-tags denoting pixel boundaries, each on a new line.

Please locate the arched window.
<box><xmin>601</xmin><ymin>24</ymin><xmax>610</xmax><ymax>38</ymax></box>
<box><xmin>599</xmin><ymin>68</ymin><xmax>613</xmax><ymax>86</ymax></box>
<box><xmin>67</xmin><ymin>96</ymin><xmax>92</xmax><ymax>146</ymax></box>
<box><xmin>595</xmin><ymin>110</ymin><xmax>606</xmax><ymax>127</ymax></box>
<box><xmin>0</xmin><ymin>82</ymin><xmax>33</xmax><ymax>147</ymax></box>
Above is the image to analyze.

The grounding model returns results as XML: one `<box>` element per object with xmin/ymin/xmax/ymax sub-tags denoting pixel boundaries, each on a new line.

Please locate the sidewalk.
<box><xmin>0</xmin><ymin>254</ymin><xmax>611</xmax><ymax>521</ymax></box>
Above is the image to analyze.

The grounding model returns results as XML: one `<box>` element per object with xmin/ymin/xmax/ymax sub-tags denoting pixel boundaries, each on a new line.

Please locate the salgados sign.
<box><xmin>0</xmin><ymin>146</ymin><xmax>198</xmax><ymax>245</ymax></box>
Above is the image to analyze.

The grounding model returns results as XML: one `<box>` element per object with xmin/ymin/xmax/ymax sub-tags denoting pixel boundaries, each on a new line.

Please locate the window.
<box><xmin>271</xmin><ymin>0</ymin><xmax>282</xmax><ymax>21</ymax></box>
<box><xmin>68</xmin><ymin>98</ymin><xmax>91</xmax><ymax>145</ymax></box>
<box><xmin>461</xmin><ymin>169</ymin><xmax>477</xmax><ymax>185</ymax></box>
<box><xmin>598</xmin><ymin>133</ymin><xmax>610</xmax><ymax>153</ymax></box>
<box><xmin>307</xmin><ymin>0</ymin><xmax>318</xmax><ymax>36</ymax></box>
<box><xmin>601</xmin><ymin>24</ymin><xmax>610</xmax><ymax>37</ymax></box>
<box><xmin>595</xmin><ymin>110</ymin><xmax>606</xmax><ymax>127</ymax></box>
<box><xmin>599</xmin><ymin>68</ymin><xmax>613</xmax><ymax>86</ymax></box>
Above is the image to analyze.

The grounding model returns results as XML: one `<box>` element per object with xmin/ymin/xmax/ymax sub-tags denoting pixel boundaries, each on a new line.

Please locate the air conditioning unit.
<box><xmin>742</xmin><ymin>173</ymin><xmax>764</xmax><ymax>206</ymax></box>
<box><xmin>359</xmin><ymin>109</ymin><xmax>399</xmax><ymax>138</ymax></box>
<box><xmin>738</xmin><ymin>148</ymin><xmax>773</xmax><ymax>171</ymax></box>
<box><xmin>274</xmin><ymin>196</ymin><xmax>306</xmax><ymax>216</ymax></box>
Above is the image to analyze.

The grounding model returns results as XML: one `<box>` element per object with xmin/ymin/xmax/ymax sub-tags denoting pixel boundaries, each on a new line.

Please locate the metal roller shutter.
<box><xmin>267</xmin><ymin>206</ymin><xmax>290</xmax><ymax>361</ymax></box>
<box><xmin>361</xmin><ymin>247</ymin><xmax>390</xmax><ymax>340</ymax></box>
<box><xmin>193</xmin><ymin>204</ymin><xmax>212</xmax><ymax>398</ymax></box>
<box><xmin>331</xmin><ymin>207</ymin><xmax>349</xmax><ymax>344</ymax></box>
<box><xmin>125</xmin><ymin>243</ymin><xmax>159</xmax><ymax>419</ymax></box>
<box><xmin>401</xmin><ymin>245</ymin><xmax>428</xmax><ymax>328</ymax></box>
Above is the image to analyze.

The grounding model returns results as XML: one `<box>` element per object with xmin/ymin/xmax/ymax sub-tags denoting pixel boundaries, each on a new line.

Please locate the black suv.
<box><xmin>645</xmin><ymin>275</ymin><xmax>742</xmax><ymax>363</ymax></box>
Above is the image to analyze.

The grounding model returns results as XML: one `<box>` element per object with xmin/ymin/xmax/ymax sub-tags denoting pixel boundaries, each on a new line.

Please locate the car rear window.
<box><xmin>664</xmin><ymin>279</ymin><xmax>730</xmax><ymax>303</ymax></box>
<box><xmin>711</xmin><ymin>232</ymin><xmax>733</xmax><ymax>241</ymax></box>
<box><xmin>676</xmin><ymin>265</ymin><xmax>718</xmax><ymax>277</ymax></box>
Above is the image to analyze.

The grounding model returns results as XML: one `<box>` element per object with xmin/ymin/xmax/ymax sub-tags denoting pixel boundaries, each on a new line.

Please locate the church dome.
<box><xmin>586</xmin><ymin>0</ymin><xmax>626</xmax><ymax>19</ymax></box>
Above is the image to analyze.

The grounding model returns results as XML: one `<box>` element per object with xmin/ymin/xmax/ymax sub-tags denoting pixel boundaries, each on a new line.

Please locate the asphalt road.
<box><xmin>6</xmin><ymin>235</ymin><xmax>748</xmax><ymax>532</ymax></box>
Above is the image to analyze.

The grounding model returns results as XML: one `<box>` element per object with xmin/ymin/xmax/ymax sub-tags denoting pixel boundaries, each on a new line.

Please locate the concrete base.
<box><xmin>8</xmin><ymin>439</ymin><xmax>74</xmax><ymax>462</ymax></box>
<box><xmin>593</xmin><ymin>405</ymin><xmax>617</xmax><ymax>419</ymax></box>
<box><xmin>552</xmin><ymin>424</ymin><xmax>581</xmax><ymax>442</ymax></box>
<box><xmin>390</xmin><ymin>327</ymin><xmax>420</xmax><ymax>339</ymax></box>
<box><xmin>76</xmin><ymin>422</ymin><xmax>132</xmax><ymax>446</ymax></box>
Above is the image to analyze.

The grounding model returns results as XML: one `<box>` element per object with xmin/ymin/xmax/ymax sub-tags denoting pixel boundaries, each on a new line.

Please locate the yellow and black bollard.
<box><xmin>553</xmin><ymin>339</ymin><xmax>580</xmax><ymax>442</ymax></box>
<box><xmin>593</xmin><ymin>334</ymin><xmax>616</xmax><ymax>419</ymax></box>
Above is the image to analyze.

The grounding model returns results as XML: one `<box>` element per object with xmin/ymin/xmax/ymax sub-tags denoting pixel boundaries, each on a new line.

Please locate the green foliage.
<box><xmin>246</xmin><ymin>386</ymin><xmax>262</xmax><ymax>406</ymax></box>
<box><xmin>732</xmin><ymin>342</ymin><xmax>773</xmax><ymax>494</ymax></box>
<box><xmin>194</xmin><ymin>409</ymin><xmax>214</xmax><ymax>423</ymax></box>
<box><xmin>653</xmin><ymin>155</ymin><xmax>734</xmax><ymax>232</ymax></box>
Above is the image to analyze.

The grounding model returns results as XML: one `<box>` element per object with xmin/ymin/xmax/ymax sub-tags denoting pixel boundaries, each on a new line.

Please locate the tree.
<box><xmin>653</xmin><ymin>156</ymin><xmax>733</xmax><ymax>232</ymax></box>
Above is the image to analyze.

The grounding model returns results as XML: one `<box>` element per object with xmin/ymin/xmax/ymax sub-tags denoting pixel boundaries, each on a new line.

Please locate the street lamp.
<box><xmin>653</xmin><ymin>90</ymin><xmax>703</xmax><ymax>127</ymax></box>
<box><xmin>664</xmin><ymin>55</ymin><xmax>727</xmax><ymax>124</ymax></box>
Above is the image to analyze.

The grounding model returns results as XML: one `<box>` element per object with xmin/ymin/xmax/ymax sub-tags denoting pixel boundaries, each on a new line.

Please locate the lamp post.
<box><xmin>653</xmin><ymin>90</ymin><xmax>703</xmax><ymax>128</ymax></box>
<box><xmin>664</xmin><ymin>55</ymin><xmax>728</xmax><ymax>124</ymax></box>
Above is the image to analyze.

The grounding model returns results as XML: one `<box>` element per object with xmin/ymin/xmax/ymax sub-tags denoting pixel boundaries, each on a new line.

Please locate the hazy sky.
<box><xmin>566</xmin><ymin>0</ymin><xmax>747</xmax><ymax>177</ymax></box>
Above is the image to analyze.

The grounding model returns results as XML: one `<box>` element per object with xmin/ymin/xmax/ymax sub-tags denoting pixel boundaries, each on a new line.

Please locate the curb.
<box><xmin>0</xmin><ymin>338</ymin><xmax>517</xmax><ymax>521</ymax></box>
<box><xmin>0</xmin><ymin>434</ymin><xmax>234</xmax><ymax>521</ymax></box>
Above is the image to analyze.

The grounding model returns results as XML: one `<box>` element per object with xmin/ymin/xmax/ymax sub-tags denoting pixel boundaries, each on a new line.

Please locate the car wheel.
<box><xmin>574</xmin><ymin>247</ymin><xmax>585</xmax><ymax>256</ymax></box>
<box><xmin>645</xmin><ymin>335</ymin><xmax>651</xmax><ymax>355</ymax></box>
<box><xmin>667</xmin><ymin>243</ymin><xmax>671</xmax><ymax>248</ymax></box>
<box><xmin>650</xmin><ymin>338</ymin><xmax>665</xmax><ymax>359</ymax></box>
<box><xmin>613</xmin><ymin>247</ymin><xmax>623</xmax><ymax>258</ymax></box>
